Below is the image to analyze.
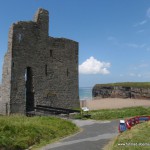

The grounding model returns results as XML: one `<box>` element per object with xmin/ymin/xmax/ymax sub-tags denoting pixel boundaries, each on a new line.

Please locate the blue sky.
<box><xmin>1</xmin><ymin>0</ymin><xmax>150</xmax><ymax>87</ymax></box>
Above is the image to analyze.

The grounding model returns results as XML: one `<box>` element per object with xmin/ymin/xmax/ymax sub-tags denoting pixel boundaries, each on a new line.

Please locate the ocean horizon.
<box><xmin>79</xmin><ymin>87</ymin><xmax>92</xmax><ymax>100</ymax></box>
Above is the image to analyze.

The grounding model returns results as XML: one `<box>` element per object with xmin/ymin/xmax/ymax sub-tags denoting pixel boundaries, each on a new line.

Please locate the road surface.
<box><xmin>41</xmin><ymin>119</ymin><xmax>118</xmax><ymax>150</ymax></box>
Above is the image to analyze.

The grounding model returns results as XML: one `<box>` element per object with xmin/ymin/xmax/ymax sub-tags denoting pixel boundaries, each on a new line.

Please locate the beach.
<box><xmin>81</xmin><ymin>98</ymin><xmax>150</xmax><ymax>110</ymax></box>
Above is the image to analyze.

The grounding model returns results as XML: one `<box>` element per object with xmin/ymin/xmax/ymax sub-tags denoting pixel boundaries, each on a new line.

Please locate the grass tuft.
<box><xmin>94</xmin><ymin>82</ymin><xmax>150</xmax><ymax>88</ymax></box>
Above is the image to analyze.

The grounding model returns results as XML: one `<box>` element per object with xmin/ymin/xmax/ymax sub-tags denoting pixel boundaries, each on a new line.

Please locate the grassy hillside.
<box><xmin>0</xmin><ymin>115</ymin><xmax>79</xmax><ymax>150</ymax></box>
<box><xmin>111</xmin><ymin>121</ymin><xmax>150</xmax><ymax>150</ymax></box>
<box><xmin>94</xmin><ymin>82</ymin><xmax>150</xmax><ymax>88</ymax></box>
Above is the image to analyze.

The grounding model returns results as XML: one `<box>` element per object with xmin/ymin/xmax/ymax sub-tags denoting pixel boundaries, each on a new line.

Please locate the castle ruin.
<box><xmin>0</xmin><ymin>8</ymin><xmax>79</xmax><ymax>115</ymax></box>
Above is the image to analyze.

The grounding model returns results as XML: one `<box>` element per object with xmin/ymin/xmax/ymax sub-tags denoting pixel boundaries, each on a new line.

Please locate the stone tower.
<box><xmin>0</xmin><ymin>8</ymin><xmax>79</xmax><ymax>115</ymax></box>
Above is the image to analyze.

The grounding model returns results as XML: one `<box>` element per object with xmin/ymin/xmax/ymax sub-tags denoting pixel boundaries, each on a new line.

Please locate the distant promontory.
<box><xmin>92</xmin><ymin>82</ymin><xmax>150</xmax><ymax>99</ymax></box>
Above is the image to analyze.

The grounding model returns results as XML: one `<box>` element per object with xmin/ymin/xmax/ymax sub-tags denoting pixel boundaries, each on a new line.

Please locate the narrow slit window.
<box><xmin>50</xmin><ymin>50</ymin><xmax>53</xmax><ymax>57</ymax></box>
<box><xmin>45</xmin><ymin>64</ymin><xmax>47</xmax><ymax>76</ymax></box>
<box><xmin>12</xmin><ymin>62</ymin><xmax>14</xmax><ymax>67</ymax></box>
<box><xmin>67</xmin><ymin>68</ymin><xmax>69</xmax><ymax>77</ymax></box>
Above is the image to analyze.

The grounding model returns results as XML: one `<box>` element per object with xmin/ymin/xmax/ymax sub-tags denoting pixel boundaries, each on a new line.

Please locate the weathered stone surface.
<box><xmin>92</xmin><ymin>85</ymin><xmax>150</xmax><ymax>99</ymax></box>
<box><xmin>0</xmin><ymin>84</ymin><xmax>1</xmax><ymax>101</ymax></box>
<box><xmin>0</xmin><ymin>8</ymin><xmax>79</xmax><ymax>115</ymax></box>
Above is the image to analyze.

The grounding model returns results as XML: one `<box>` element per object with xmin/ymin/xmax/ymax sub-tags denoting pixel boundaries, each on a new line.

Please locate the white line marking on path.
<box><xmin>72</xmin><ymin>120</ymin><xmax>111</xmax><ymax>127</ymax></box>
<box><xmin>41</xmin><ymin>133</ymin><xmax>117</xmax><ymax>150</ymax></box>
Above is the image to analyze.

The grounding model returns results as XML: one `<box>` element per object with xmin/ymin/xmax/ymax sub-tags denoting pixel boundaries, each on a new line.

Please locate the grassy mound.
<box><xmin>75</xmin><ymin>106</ymin><xmax>150</xmax><ymax>120</ymax></box>
<box><xmin>94</xmin><ymin>82</ymin><xmax>150</xmax><ymax>88</ymax></box>
<box><xmin>112</xmin><ymin>121</ymin><xmax>150</xmax><ymax>150</ymax></box>
<box><xmin>0</xmin><ymin>115</ymin><xmax>79</xmax><ymax>150</ymax></box>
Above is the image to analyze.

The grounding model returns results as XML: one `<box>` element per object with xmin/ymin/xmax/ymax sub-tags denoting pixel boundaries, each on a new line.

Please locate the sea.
<box><xmin>79</xmin><ymin>87</ymin><xmax>92</xmax><ymax>100</ymax></box>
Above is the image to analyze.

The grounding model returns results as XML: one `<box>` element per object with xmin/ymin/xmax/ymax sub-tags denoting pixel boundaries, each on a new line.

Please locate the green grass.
<box><xmin>94</xmin><ymin>82</ymin><xmax>150</xmax><ymax>88</ymax></box>
<box><xmin>74</xmin><ymin>106</ymin><xmax>150</xmax><ymax>120</ymax></box>
<box><xmin>111</xmin><ymin>121</ymin><xmax>150</xmax><ymax>150</ymax></box>
<box><xmin>0</xmin><ymin>115</ymin><xmax>79</xmax><ymax>150</ymax></box>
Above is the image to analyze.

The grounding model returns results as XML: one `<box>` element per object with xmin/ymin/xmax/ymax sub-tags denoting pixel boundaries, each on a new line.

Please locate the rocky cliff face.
<box><xmin>92</xmin><ymin>85</ymin><xmax>150</xmax><ymax>99</ymax></box>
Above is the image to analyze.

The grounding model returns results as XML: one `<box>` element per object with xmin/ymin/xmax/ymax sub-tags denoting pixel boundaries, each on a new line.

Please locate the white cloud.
<box><xmin>119</xmin><ymin>74</ymin><xmax>124</xmax><ymax>77</ymax></box>
<box><xmin>147</xmin><ymin>8</ymin><xmax>150</xmax><ymax>18</ymax></box>
<box><xmin>143</xmin><ymin>72</ymin><xmax>150</xmax><ymax>78</ymax></box>
<box><xmin>139</xmin><ymin>20</ymin><xmax>147</xmax><ymax>25</ymax></box>
<box><xmin>136</xmin><ymin>29</ymin><xmax>145</xmax><ymax>33</ymax></box>
<box><xmin>107</xmin><ymin>36</ymin><xmax>116</xmax><ymax>41</ymax></box>
<box><xmin>107</xmin><ymin>36</ymin><xmax>146</xmax><ymax>49</ymax></box>
<box><xmin>79</xmin><ymin>56</ymin><xmax>111</xmax><ymax>74</ymax></box>
<box><xmin>129</xmin><ymin>73</ymin><xmax>136</xmax><ymax>77</ymax></box>
<box><xmin>133</xmin><ymin>20</ymin><xmax>147</xmax><ymax>27</ymax></box>
<box><xmin>107</xmin><ymin>36</ymin><xmax>119</xmax><ymax>46</ymax></box>
<box><xmin>129</xmin><ymin>73</ymin><xmax>142</xmax><ymax>78</ymax></box>
<box><xmin>137</xmin><ymin>74</ymin><xmax>142</xmax><ymax>77</ymax></box>
<box><xmin>126</xmin><ymin>43</ymin><xmax>139</xmax><ymax>48</ymax></box>
<box><xmin>146</xmin><ymin>47</ymin><xmax>150</xmax><ymax>51</ymax></box>
<box><xmin>133</xmin><ymin>8</ymin><xmax>150</xmax><ymax>28</ymax></box>
<box><xmin>126</xmin><ymin>43</ymin><xmax>146</xmax><ymax>49</ymax></box>
<box><xmin>138</xmin><ymin>63</ymin><xmax>149</xmax><ymax>68</ymax></box>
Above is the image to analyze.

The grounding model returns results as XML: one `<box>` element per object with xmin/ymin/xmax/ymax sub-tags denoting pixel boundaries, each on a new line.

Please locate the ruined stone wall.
<box><xmin>0</xmin><ymin>8</ymin><xmax>79</xmax><ymax>115</ymax></box>
<box><xmin>0</xmin><ymin>84</ymin><xmax>1</xmax><ymax>100</ymax></box>
<box><xmin>0</xmin><ymin>83</ymin><xmax>1</xmax><ymax>98</ymax></box>
<box><xmin>0</xmin><ymin>25</ymin><xmax>14</xmax><ymax>115</ymax></box>
<box><xmin>10</xmin><ymin>20</ymin><xmax>40</xmax><ymax>113</ymax></box>
<box><xmin>39</xmin><ymin>37</ymin><xmax>79</xmax><ymax>108</ymax></box>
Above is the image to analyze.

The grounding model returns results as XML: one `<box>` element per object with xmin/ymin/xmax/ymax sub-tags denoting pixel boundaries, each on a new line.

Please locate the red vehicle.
<box><xmin>118</xmin><ymin>116</ymin><xmax>150</xmax><ymax>133</ymax></box>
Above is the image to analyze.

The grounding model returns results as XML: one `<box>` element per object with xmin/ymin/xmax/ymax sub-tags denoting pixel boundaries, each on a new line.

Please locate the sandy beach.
<box><xmin>80</xmin><ymin>98</ymin><xmax>150</xmax><ymax>110</ymax></box>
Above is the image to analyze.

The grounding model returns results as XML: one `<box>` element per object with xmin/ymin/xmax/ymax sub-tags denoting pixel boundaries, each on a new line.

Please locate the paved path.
<box><xmin>41</xmin><ymin>119</ymin><xmax>118</xmax><ymax>150</ymax></box>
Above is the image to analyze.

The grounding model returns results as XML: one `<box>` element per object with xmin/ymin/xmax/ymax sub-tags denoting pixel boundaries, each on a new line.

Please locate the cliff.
<box><xmin>92</xmin><ymin>82</ymin><xmax>150</xmax><ymax>99</ymax></box>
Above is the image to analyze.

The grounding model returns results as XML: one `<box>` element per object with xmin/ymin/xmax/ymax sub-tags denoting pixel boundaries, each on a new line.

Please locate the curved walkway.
<box><xmin>41</xmin><ymin>119</ymin><xmax>118</xmax><ymax>150</ymax></box>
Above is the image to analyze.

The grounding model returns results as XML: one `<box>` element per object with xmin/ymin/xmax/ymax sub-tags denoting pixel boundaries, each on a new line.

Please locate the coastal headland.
<box><xmin>81</xmin><ymin>82</ymin><xmax>150</xmax><ymax>110</ymax></box>
<box><xmin>92</xmin><ymin>82</ymin><xmax>150</xmax><ymax>99</ymax></box>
